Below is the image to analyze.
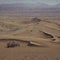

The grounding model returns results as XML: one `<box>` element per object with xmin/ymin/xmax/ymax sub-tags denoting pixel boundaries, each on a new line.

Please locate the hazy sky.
<box><xmin>0</xmin><ymin>0</ymin><xmax>60</xmax><ymax>5</ymax></box>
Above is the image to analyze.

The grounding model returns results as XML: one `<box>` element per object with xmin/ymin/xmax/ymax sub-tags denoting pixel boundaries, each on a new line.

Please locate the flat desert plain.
<box><xmin>0</xmin><ymin>12</ymin><xmax>60</xmax><ymax>60</ymax></box>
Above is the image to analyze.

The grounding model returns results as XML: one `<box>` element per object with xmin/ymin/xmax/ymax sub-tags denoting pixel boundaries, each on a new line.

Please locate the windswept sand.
<box><xmin>0</xmin><ymin>14</ymin><xmax>60</xmax><ymax>60</ymax></box>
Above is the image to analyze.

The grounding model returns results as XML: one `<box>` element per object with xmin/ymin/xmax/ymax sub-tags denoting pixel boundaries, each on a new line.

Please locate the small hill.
<box><xmin>31</xmin><ymin>17</ymin><xmax>41</xmax><ymax>23</ymax></box>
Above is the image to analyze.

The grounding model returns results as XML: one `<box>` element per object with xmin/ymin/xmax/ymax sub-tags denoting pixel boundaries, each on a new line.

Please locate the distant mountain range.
<box><xmin>0</xmin><ymin>3</ymin><xmax>60</xmax><ymax>13</ymax></box>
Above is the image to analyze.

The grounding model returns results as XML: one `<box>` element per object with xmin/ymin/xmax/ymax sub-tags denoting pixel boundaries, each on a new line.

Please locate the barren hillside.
<box><xmin>0</xmin><ymin>13</ymin><xmax>60</xmax><ymax>60</ymax></box>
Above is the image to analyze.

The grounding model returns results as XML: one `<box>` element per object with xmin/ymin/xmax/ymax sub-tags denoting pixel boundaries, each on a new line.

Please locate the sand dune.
<box><xmin>0</xmin><ymin>15</ymin><xmax>60</xmax><ymax>60</ymax></box>
<box><xmin>0</xmin><ymin>16</ymin><xmax>60</xmax><ymax>43</ymax></box>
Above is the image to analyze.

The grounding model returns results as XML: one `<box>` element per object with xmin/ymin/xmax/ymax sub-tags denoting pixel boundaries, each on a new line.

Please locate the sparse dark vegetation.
<box><xmin>7</xmin><ymin>41</ymin><xmax>20</xmax><ymax>48</ymax></box>
<box><xmin>31</xmin><ymin>17</ymin><xmax>41</xmax><ymax>23</ymax></box>
<box><xmin>52</xmin><ymin>38</ymin><xmax>56</xmax><ymax>41</ymax></box>
<box><xmin>58</xmin><ymin>36</ymin><xmax>60</xmax><ymax>38</ymax></box>
<box><xmin>30</xmin><ymin>30</ymin><xmax>32</xmax><ymax>32</ymax></box>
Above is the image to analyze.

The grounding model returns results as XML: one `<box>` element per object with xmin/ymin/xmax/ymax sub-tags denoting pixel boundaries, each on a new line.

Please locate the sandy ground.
<box><xmin>0</xmin><ymin>13</ymin><xmax>60</xmax><ymax>60</ymax></box>
<box><xmin>0</xmin><ymin>40</ymin><xmax>60</xmax><ymax>60</ymax></box>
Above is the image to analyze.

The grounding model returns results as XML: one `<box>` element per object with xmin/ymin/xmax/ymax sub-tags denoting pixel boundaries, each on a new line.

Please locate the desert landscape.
<box><xmin>0</xmin><ymin>2</ymin><xmax>60</xmax><ymax>60</ymax></box>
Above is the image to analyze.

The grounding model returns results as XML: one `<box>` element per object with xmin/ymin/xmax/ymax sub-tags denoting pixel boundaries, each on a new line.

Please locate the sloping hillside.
<box><xmin>0</xmin><ymin>16</ymin><xmax>60</xmax><ymax>43</ymax></box>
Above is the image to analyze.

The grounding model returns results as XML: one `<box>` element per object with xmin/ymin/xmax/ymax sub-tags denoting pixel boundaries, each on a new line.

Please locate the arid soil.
<box><xmin>0</xmin><ymin>13</ymin><xmax>60</xmax><ymax>60</ymax></box>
